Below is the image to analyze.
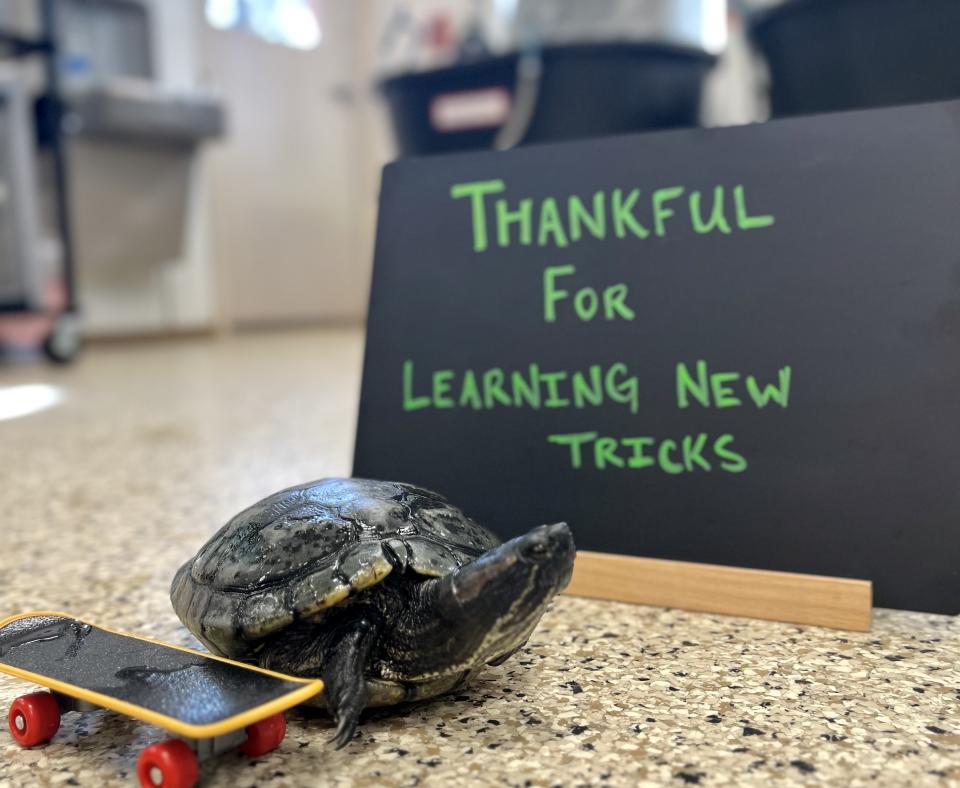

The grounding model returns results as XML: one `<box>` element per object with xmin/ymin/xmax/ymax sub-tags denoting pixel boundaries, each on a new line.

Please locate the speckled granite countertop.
<box><xmin>0</xmin><ymin>330</ymin><xmax>957</xmax><ymax>787</ymax></box>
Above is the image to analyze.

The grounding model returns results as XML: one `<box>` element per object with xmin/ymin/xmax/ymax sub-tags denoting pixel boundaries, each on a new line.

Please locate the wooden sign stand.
<box><xmin>565</xmin><ymin>551</ymin><xmax>873</xmax><ymax>631</ymax></box>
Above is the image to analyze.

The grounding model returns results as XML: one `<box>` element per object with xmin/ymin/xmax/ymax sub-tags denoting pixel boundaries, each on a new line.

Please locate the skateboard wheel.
<box><xmin>137</xmin><ymin>739</ymin><xmax>199</xmax><ymax>788</ymax></box>
<box><xmin>241</xmin><ymin>712</ymin><xmax>286</xmax><ymax>757</ymax></box>
<box><xmin>8</xmin><ymin>692</ymin><xmax>61</xmax><ymax>747</ymax></box>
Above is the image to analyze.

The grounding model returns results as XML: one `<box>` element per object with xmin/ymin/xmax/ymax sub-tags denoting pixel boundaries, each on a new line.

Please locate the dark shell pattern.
<box><xmin>171</xmin><ymin>478</ymin><xmax>501</xmax><ymax>658</ymax></box>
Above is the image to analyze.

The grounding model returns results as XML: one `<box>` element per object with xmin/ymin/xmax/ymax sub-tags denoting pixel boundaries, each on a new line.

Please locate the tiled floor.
<box><xmin>0</xmin><ymin>330</ymin><xmax>956</xmax><ymax>786</ymax></box>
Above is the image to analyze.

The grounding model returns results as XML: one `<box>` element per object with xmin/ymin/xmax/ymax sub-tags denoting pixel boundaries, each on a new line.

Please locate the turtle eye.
<box><xmin>522</xmin><ymin>539</ymin><xmax>550</xmax><ymax>561</ymax></box>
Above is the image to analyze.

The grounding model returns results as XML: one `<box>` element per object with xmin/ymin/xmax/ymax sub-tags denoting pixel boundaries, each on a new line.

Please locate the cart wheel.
<box><xmin>42</xmin><ymin>314</ymin><xmax>82</xmax><ymax>364</ymax></box>
<box><xmin>137</xmin><ymin>739</ymin><xmax>198</xmax><ymax>788</ymax></box>
<box><xmin>8</xmin><ymin>691</ymin><xmax>61</xmax><ymax>747</ymax></box>
<box><xmin>241</xmin><ymin>713</ymin><xmax>286</xmax><ymax>757</ymax></box>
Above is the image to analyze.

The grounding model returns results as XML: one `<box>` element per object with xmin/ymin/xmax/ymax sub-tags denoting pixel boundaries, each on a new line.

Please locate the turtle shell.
<box><xmin>171</xmin><ymin>478</ymin><xmax>500</xmax><ymax>658</ymax></box>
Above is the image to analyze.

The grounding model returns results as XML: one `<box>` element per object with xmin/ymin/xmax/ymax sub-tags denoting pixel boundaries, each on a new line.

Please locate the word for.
<box><xmin>547</xmin><ymin>432</ymin><xmax>748</xmax><ymax>473</ymax></box>
<box><xmin>543</xmin><ymin>265</ymin><xmax>634</xmax><ymax>323</ymax></box>
<box><xmin>402</xmin><ymin>360</ymin><xmax>639</xmax><ymax>414</ymax></box>
<box><xmin>450</xmin><ymin>179</ymin><xmax>775</xmax><ymax>252</ymax></box>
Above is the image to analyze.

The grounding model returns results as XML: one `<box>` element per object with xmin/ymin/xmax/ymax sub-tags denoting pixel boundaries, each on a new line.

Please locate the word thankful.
<box><xmin>401</xmin><ymin>360</ymin><xmax>791</xmax><ymax>414</ymax></box>
<box><xmin>450</xmin><ymin>179</ymin><xmax>775</xmax><ymax>253</ymax></box>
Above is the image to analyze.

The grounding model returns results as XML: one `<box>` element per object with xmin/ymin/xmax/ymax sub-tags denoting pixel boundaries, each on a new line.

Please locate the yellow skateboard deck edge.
<box><xmin>0</xmin><ymin>611</ymin><xmax>324</xmax><ymax>739</ymax></box>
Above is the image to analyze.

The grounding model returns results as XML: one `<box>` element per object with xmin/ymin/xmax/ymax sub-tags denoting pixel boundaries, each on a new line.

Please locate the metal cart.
<box><xmin>0</xmin><ymin>0</ymin><xmax>80</xmax><ymax>362</ymax></box>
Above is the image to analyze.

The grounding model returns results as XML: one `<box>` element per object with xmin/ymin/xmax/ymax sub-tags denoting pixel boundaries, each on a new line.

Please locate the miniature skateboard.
<box><xmin>0</xmin><ymin>612</ymin><xmax>324</xmax><ymax>787</ymax></box>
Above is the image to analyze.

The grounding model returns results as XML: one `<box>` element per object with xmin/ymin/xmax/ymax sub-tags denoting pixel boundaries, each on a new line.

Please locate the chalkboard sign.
<box><xmin>355</xmin><ymin>100</ymin><xmax>960</xmax><ymax>615</ymax></box>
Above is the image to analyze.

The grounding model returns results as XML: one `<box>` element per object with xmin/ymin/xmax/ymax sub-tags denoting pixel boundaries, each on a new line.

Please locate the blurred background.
<box><xmin>0</xmin><ymin>0</ymin><xmax>959</xmax><ymax>362</ymax></box>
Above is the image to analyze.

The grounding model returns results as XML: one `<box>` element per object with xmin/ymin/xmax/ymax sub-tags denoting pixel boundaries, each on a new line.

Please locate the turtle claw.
<box><xmin>330</xmin><ymin>715</ymin><xmax>358</xmax><ymax>749</ymax></box>
<box><xmin>322</xmin><ymin>616</ymin><xmax>378</xmax><ymax>749</ymax></box>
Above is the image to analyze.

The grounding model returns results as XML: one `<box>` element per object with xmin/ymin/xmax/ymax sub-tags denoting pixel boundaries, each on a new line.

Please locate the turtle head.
<box><xmin>429</xmin><ymin>522</ymin><xmax>576</xmax><ymax>668</ymax></box>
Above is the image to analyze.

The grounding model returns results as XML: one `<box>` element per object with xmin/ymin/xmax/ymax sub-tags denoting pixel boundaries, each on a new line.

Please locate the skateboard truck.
<box><xmin>1</xmin><ymin>612</ymin><xmax>324</xmax><ymax>788</ymax></box>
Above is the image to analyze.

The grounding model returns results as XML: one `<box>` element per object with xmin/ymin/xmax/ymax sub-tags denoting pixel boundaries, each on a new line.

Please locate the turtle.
<box><xmin>170</xmin><ymin>477</ymin><xmax>575</xmax><ymax>747</ymax></box>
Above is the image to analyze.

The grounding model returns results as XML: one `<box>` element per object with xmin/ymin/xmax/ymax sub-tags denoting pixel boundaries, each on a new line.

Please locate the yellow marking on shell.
<box><xmin>240</xmin><ymin>592</ymin><xmax>294</xmax><ymax>639</ymax></box>
<box><xmin>290</xmin><ymin>570</ymin><xmax>350</xmax><ymax>618</ymax></box>
<box><xmin>350</xmin><ymin>556</ymin><xmax>394</xmax><ymax>591</ymax></box>
<box><xmin>319</xmin><ymin>584</ymin><xmax>351</xmax><ymax>609</ymax></box>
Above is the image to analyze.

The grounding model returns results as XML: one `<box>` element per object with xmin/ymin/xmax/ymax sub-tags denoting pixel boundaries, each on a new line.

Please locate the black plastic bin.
<box><xmin>750</xmin><ymin>0</ymin><xmax>960</xmax><ymax>118</ymax></box>
<box><xmin>380</xmin><ymin>43</ymin><xmax>715</xmax><ymax>157</ymax></box>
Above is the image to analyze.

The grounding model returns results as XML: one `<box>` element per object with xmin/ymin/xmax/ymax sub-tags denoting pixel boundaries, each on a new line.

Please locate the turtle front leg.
<box><xmin>323</xmin><ymin>614</ymin><xmax>381</xmax><ymax>749</ymax></box>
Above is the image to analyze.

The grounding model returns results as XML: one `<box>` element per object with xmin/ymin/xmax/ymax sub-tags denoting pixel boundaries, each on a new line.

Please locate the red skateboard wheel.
<box><xmin>137</xmin><ymin>739</ymin><xmax>199</xmax><ymax>788</ymax></box>
<box><xmin>8</xmin><ymin>692</ymin><xmax>61</xmax><ymax>747</ymax></box>
<box><xmin>241</xmin><ymin>712</ymin><xmax>286</xmax><ymax>757</ymax></box>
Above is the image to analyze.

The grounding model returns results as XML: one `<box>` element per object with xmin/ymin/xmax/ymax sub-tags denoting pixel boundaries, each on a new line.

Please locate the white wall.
<box><xmin>201</xmin><ymin>1</ymin><xmax>372</xmax><ymax>327</ymax></box>
<box><xmin>200</xmin><ymin>0</ymin><xmax>764</xmax><ymax>329</ymax></box>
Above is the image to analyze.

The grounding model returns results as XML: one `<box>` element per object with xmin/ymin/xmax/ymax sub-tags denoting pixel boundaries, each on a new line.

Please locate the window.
<box><xmin>205</xmin><ymin>0</ymin><xmax>322</xmax><ymax>51</ymax></box>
